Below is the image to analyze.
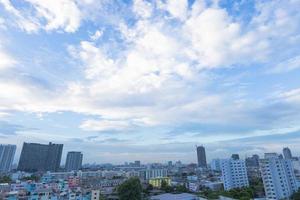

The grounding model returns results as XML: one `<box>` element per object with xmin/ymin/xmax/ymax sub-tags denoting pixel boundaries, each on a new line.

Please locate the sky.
<box><xmin>0</xmin><ymin>0</ymin><xmax>300</xmax><ymax>165</ymax></box>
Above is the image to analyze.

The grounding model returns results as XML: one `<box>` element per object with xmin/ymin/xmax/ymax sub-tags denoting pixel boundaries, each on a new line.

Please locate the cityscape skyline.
<box><xmin>0</xmin><ymin>0</ymin><xmax>300</xmax><ymax>164</ymax></box>
<box><xmin>0</xmin><ymin>141</ymin><xmax>298</xmax><ymax>167</ymax></box>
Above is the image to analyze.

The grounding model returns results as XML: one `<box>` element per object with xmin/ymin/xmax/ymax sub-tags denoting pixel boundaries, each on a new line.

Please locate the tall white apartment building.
<box><xmin>260</xmin><ymin>153</ymin><xmax>298</xmax><ymax>200</ymax></box>
<box><xmin>221</xmin><ymin>159</ymin><xmax>249</xmax><ymax>191</ymax></box>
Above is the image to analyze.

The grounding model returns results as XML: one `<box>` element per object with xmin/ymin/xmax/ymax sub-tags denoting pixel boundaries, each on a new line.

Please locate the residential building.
<box><xmin>65</xmin><ymin>152</ymin><xmax>83</xmax><ymax>171</ymax></box>
<box><xmin>260</xmin><ymin>153</ymin><xmax>298</xmax><ymax>199</ymax></box>
<box><xmin>0</xmin><ymin>144</ymin><xmax>16</xmax><ymax>172</ymax></box>
<box><xmin>18</xmin><ymin>142</ymin><xmax>63</xmax><ymax>172</ymax></box>
<box><xmin>210</xmin><ymin>159</ymin><xmax>221</xmax><ymax>171</ymax></box>
<box><xmin>246</xmin><ymin>154</ymin><xmax>259</xmax><ymax>167</ymax></box>
<box><xmin>150</xmin><ymin>193</ymin><xmax>205</xmax><ymax>200</ymax></box>
<box><xmin>149</xmin><ymin>177</ymin><xmax>171</xmax><ymax>188</ymax></box>
<box><xmin>221</xmin><ymin>159</ymin><xmax>249</xmax><ymax>191</ymax></box>
<box><xmin>91</xmin><ymin>190</ymin><xmax>100</xmax><ymax>200</ymax></box>
<box><xmin>140</xmin><ymin>169</ymin><xmax>168</xmax><ymax>180</ymax></box>
<box><xmin>134</xmin><ymin>160</ymin><xmax>141</xmax><ymax>167</ymax></box>
<box><xmin>196</xmin><ymin>146</ymin><xmax>207</xmax><ymax>168</ymax></box>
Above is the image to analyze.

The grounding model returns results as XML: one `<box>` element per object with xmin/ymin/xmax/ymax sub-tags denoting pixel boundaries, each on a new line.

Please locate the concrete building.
<box><xmin>260</xmin><ymin>153</ymin><xmax>298</xmax><ymax>199</ymax></box>
<box><xmin>246</xmin><ymin>154</ymin><xmax>259</xmax><ymax>167</ymax></box>
<box><xmin>221</xmin><ymin>159</ymin><xmax>249</xmax><ymax>191</ymax></box>
<box><xmin>140</xmin><ymin>169</ymin><xmax>168</xmax><ymax>180</ymax></box>
<box><xmin>149</xmin><ymin>177</ymin><xmax>171</xmax><ymax>188</ymax></box>
<box><xmin>150</xmin><ymin>193</ymin><xmax>206</xmax><ymax>200</ymax></box>
<box><xmin>18</xmin><ymin>142</ymin><xmax>63</xmax><ymax>172</ymax></box>
<box><xmin>65</xmin><ymin>152</ymin><xmax>83</xmax><ymax>171</ymax></box>
<box><xmin>0</xmin><ymin>144</ymin><xmax>16</xmax><ymax>172</ymax></box>
<box><xmin>91</xmin><ymin>190</ymin><xmax>100</xmax><ymax>200</ymax></box>
<box><xmin>210</xmin><ymin>159</ymin><xmax>221</xmax><ymax>171</ymax></box>
<box><xmin>196</xmin><ymin>146</ymin><xmax>207</xmax><ymax>168</ymax></box>
<box><xmin>283</xmin><ymin>147</ymin><xmax>292</xmax><ymax>159</ymax></box>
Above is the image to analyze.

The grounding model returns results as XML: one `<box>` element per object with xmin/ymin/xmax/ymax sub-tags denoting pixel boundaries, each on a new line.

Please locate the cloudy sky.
<box><xmin>0</xmin><ymin>0</ymin><xmax>300</xmax><ymax>165</ymax></box>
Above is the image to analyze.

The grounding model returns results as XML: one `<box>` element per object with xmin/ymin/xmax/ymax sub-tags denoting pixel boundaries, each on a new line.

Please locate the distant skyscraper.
<box><xmin>210</xmin><ymin>159</ymin><xmax>221</xmax><ymax>171</ymax></box>
<box><xmin>196</xmin><ymin>145</ymin><xmax>207</xmax><ymax>168</ymax></box>
<box><xmin>260</xmin><ymin>153</ymin><xmax>298</xmax><ymax>199</ymax></box>
<box><xmin>283</xmin><ymin>147</ymin><xmax>292</xmax><ymax>159</ymax></box>
<box><xmin>134</xmin><ymin>160</ymin><xmax>141</xmax><ymax>167</ymax></box>
<box><xmin>18</xmin><ymin>142</ymin><xmax>63</xmax><ymax>172</ymax></box>
<box><xmin>65</xmin><ymin>151</ymin><xmax>83</xmax><ymax>171</ymax></box>
<box><xmin>231</xmin><ymin>154</ymin><xmax>240</xmax><ymax>160</ymax></box>
<box><xmin>221</xmin><ymin>159</ymin><xmax>249</xmax><ymax>191</ymax></box>
<box><xmin>0</xmin><ymin>144</ymin><xmax>16</xmax><ymax>172</ymax></box>
<box><xmin>245</xmin><ymin>154</ymin><xmax>259</xmax><ymax>167</ymax></box>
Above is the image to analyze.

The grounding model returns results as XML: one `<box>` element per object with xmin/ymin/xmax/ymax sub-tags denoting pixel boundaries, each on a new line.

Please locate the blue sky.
<box><xmin>0</xmin><ymin>0</ymin><xmax>300</xmax><ymax>164</ymax></box>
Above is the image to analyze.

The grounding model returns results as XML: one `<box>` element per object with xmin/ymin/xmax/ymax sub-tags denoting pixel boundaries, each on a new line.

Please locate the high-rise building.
<box><xmin>210</xmin><ymin>159</ymin><xmax>221</xmax><ymax>171</ymax></box>
<box><xmin>134</xmin><ymin>160</ymin><xmax>141</xmax><ymax>167</ymax></box>
<box><xmin>260</xmin><ymin>153</ymin><xmax>298</xmax><ymax>199</ymax></box>
<box><xmin>245</xmin><ymin>154</ymin><xmax>259</xmax><ymax>167</ymax></box>
<box><xmin>196</xmin><ymin>145</ymin><xmax>207</xmax><ymax>168</ymax></box>
<box><xmin>18</xmin><ymin>142</ymin><xmax>63</xmax><ymax>172</ymax></box>
<box><xmin>65</xmin><ymin>151</ymin><xmax>83</xmax><ymax>171</ymax></box>
<box><xmin>221</xmin><ymin>159</ymin><xmax>249</xmax><ymax>191</ymax></box>
<box><xmin>231</xmin><ymin>154</ymin><xmax>240</xmax><ymax>160</ymax></box>
<box><xmin>283</xmin><ymin>147</ymin><xmax>293</xmax><ymax>159</ymax></box>
<box><xmin>0</xmin><ymin>144</ymin><xmax>16</xmax><ymax>172</ymax></box>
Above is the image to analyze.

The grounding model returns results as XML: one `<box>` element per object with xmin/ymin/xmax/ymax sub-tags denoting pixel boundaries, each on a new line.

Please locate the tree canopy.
<box><xmin>117</xmin><ymin>177</ymin><xmax>143</xmax><ymax>200</ymax></box>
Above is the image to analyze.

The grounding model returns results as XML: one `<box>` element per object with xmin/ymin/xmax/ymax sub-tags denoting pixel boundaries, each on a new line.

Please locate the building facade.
<box><xmin>18</xmin><ymin>142</ymin><xmax>63</xmax><ymax>172</ymax></box>
<box><xmin>246</xmin><ymin>154</ymin><xmax>260</xmax><ymax>167</ymax></box>
<box><xmin>65</xmin><ymin>152</ymin><xmax>83</xmax><ymax>171</ymax></box>
<box><xmin>210</xmin><ymin>159</ymin><xmax>221</xmax><ymax>171</ymax></box>
<box><xmin>283</xmin><ymin>147</ymin><xmax>293</xmax><ymax>159</ymax></box>
<box><xmin>0</xmin><ymin>144</ymin><xmax>16</xmax><ymax>172</ymax></box>
<box><xmin>221</xmin><ymin>159</ymin><xmax>249</xmax><ymax>191</ymax></box>
<box><xmin>196</xmin><ymin>146</ymin><xmax>207</xmax><ymax>168</ymax></box>
<box><xmin>140</xmin><ymin>169</ymin><xmax>168</xmax><ymax>180</ymax></box>
<box><xmin>260</xmin><ymin>153</ymin><xmax>298</xmax><ymax>199</ymax></box>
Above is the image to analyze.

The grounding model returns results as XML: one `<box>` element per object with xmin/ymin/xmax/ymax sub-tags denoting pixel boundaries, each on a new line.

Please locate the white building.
<box><xmin>260</xmin><ymin>153</ymin><xmax>298</xmax><ymax>200</ymax></box>
<box><xmin>210</xmin><ymin>159</ymin><xmax>221</xmax><ymax>171</ymax></box>
<box><xmin>221</xmin><ymin>159</ymin><xmax>249</xmax><ymax>191</ymax></box>
<box><xmin>140</xmin><ymin>169</ymin><xmax>168</xmax><ymax>180</ymax></box>
<box><xmin>91</xmin><ymin>190</ymin><xmax>100</xmax><ymax>200</ymax></box>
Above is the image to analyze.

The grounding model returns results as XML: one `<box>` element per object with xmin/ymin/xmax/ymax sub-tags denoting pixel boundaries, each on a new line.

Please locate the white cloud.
<box><xmin>0</xmin><ymin>0</ymin><xmax>300</xmax><ymax>137</ymax></box>
<box><xmin>0</xmin><ymin>50</ymin><xmax>16</xmax><ymax>70</ymax></box>
<box><xmin>161</xmin><ymin>0</ymin><xmax>188</xmax><ymax>20</ymax></box>
<box><xmin>0</xmin><ymin>0</ymin><xmax>83</xmax><ymax>33</ymax></box>
<box><xmin>24</xmin><ymin>0</ymin><xmax>81</xmax><ymax>33</ymax></box>
<box><xmin>0</xmin><ymin>0</ymin><xmax>40</xmax><ymax>33</ymax></box>
<box><xmin>133</xmin><ymin>0</ymin><xmax>153</xmax><ymax>19</ymax></box>
<box><xmin>80</xmin><ymin>119</ymin><xmax>131</xmax><ymax>131</ymax></box>
<box><xmin>90</xmin><ymin>29</ymin><xmax>103</xmax><ymax>41</ymax></box>
<box><xmin>271</xmin><ymin>55</ymin><xmax>300</xmax><ymax>73</ymax></box>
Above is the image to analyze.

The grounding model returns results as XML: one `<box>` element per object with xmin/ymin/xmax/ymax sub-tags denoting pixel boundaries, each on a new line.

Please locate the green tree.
<box><xmin>175</xmin><ymin>184</ymin><xmax>188</xmax><ymax>193</ymax></box>
<box><xmin>291</xmin><ymin>189</ymin><xmax>300</xmax><ymax>200</ymax></box>
<box><xmin>117</xmin><ymin>177</ymin><xmax>142</xmax><ymax>200</ymax></box>
<box><xmin>161</xmin><ymin>180</ymin><xmax>174</xmax><ymax>192</ymax></box>
<box><xmin>0</xmin><ymin>176</ymin><xmax>11</xmax><ymax>183</ymax></box>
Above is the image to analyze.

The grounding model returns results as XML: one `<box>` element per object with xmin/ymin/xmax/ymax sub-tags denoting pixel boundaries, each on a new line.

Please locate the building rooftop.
<box><xmin>150</xmin><ymin>193</ymin><xmax>206</xmax><ymax>200</ymax></box>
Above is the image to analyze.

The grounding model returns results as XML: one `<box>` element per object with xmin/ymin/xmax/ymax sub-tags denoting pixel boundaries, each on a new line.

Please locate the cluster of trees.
<box><xmin>116</xmin><ymin>178</ymin><xmax>190</xmax><ymax>200</ymax></box>
<box><xmin>291</xmin><ymin>189</ymin><xmax>300</xmax><ymax>200</ymax></box>
<box><xmin>20</xmin><ymin>175</ymin><xmax>40</xmax><ymax>182</ymax></box>
<box><xmin>117</xmin><ymin>177</ymin><xmax>143</xmax><ymax>200</ymax></box>
<box><xmin>0</xmin><ymin>175</ymin><xmax>12</xmax><ymax>183</ymax></box>
<box><xmin>160</xmin><ymin>180</ymin><xmax>188</xmax><ymax>193</ymax></box>
<box><xmin>200</xmin><ymin>187</ymin><xmax>255</xmax><ymax>200</ymax></box>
